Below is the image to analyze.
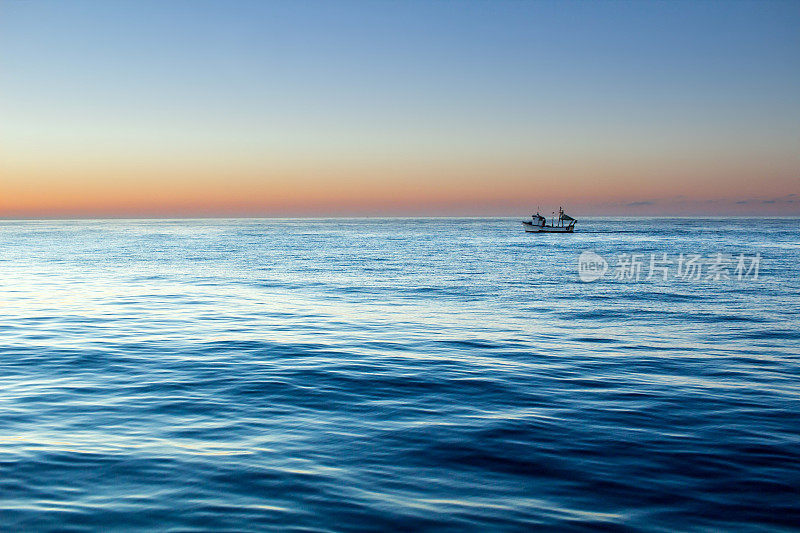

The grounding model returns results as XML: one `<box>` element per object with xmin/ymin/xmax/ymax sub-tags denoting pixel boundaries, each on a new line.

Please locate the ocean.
<box><xmin>1</xmin><ymin>217</ymin><xmax>798</xmax><ymax>531</ymax></box>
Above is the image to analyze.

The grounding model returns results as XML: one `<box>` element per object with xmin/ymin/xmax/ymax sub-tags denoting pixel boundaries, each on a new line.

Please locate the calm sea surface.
<box><xmin>1</xmin><ymin>218</ymin><xmax>799</xmax><ymax>531</ymax></box>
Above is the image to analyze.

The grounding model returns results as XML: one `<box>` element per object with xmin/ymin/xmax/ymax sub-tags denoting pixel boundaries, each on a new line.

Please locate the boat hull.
<box><xmin>522</xmin><ymin>221</ymin><xmax>574</xmax><ymax>233</ymax></box>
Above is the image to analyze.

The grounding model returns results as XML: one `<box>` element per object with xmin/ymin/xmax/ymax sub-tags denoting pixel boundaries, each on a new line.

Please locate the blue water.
<box><xmin>1</xmin><ymin>218</ymin><xmax>799</xmax><ymax>531</ymax></box>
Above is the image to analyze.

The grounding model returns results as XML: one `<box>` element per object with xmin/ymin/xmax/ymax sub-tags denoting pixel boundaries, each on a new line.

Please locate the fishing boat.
<box><xmin>522</xmin><ymin>207</ymin><xmax>576</xmax><ymax>233</ymax></box>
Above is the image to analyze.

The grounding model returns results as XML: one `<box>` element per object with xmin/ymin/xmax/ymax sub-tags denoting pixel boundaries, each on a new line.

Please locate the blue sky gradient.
<box><xmin>2</xmin><ymin>0</ymin><xmax>799</xmax><ymax>215</ymax></box>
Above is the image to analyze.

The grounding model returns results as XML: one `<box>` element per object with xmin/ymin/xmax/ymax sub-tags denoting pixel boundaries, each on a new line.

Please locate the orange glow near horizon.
<box><xmin>3</xmin><ymin>152</ymin><xmax>798</xmax><ymax>217</ymax></box>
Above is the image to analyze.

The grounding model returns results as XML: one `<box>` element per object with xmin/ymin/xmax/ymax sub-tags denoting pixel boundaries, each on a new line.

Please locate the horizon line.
<box><xmin>2</xmin><ymin>214</ymin><xmax>800</xmax><ymax>222</ymax></box>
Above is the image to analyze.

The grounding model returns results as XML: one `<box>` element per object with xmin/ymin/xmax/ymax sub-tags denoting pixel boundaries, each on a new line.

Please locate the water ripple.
<box><xmin>1</xmin><ymin>218</ymin><xmax>799</xmax><ymax>531</ymax></box>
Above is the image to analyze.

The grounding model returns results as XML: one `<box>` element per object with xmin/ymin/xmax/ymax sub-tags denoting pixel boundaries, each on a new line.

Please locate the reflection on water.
<box><xmin>1</xmin><ymin>218</ymin><xmax>799</xmax><ymax>530</ymax></box>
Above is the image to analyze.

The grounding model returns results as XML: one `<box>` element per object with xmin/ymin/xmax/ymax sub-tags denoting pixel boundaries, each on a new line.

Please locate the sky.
<box><xmin>1</xmin><ymin>0</ymin><xmax>799</xmax><ymax>217</ymax></box>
